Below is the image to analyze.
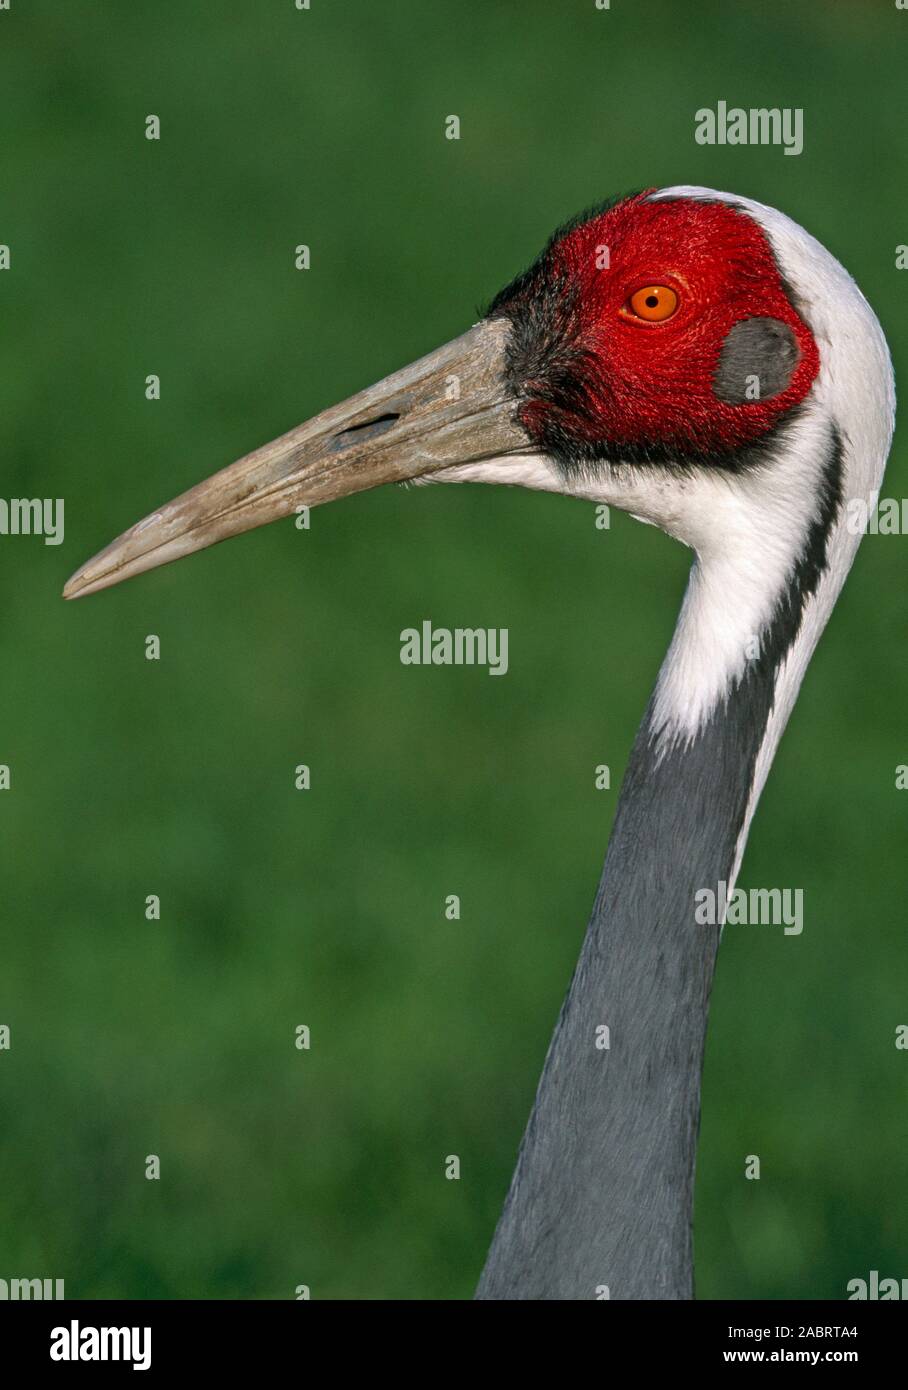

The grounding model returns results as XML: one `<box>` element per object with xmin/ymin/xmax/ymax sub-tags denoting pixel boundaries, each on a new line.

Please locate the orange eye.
<box><xmin>626</xmin><ymin>285</ymin><xmax>679</xmax><ymax>322</ymax></box>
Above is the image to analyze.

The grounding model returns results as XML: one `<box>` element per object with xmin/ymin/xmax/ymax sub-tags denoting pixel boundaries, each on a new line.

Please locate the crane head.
<box><xmin>63</xmin><ymin>186</ymin><xmax>889</xmax><ymax>628</ymax></box>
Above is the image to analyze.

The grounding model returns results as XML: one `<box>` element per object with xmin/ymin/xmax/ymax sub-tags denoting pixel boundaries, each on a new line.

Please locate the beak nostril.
<box><xmin>331</xmin><ymin>412</ymin><xmax>400</xmax><ymax>450</ymax></box>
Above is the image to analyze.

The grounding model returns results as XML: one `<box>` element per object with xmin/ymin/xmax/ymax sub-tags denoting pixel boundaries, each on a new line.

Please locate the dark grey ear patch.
<box><xmin>713</xmin><ymin>316</ymin><xmax>800</xmax><ymax>404</ymax></box>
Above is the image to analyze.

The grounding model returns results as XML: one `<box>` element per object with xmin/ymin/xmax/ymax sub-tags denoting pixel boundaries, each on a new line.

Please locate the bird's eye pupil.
<box><xmin>645</xmin><ymin>295</ymin><xmax>659</xmax><ymax>308</ymax></box>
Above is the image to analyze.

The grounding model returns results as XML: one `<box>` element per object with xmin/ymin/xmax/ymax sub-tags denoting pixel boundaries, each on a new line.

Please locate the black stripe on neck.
<box><xmin>745</xmin><ymin>422</ymin><xmax>844</xmax><ymax>692</ymax></box>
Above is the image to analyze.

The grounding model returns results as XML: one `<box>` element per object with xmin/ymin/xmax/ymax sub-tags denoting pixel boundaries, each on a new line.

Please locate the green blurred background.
<box><xmin>0</xmin><ymin>0</ymin><xmax>905</xmax><ymax>1300</ymax></box>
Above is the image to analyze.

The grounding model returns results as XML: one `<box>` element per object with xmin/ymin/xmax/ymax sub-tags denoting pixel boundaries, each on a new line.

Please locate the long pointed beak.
<box><xmin>63</xmin><ymin>319</ymin><xmax>528</xmax><ymax>600</ymax></box>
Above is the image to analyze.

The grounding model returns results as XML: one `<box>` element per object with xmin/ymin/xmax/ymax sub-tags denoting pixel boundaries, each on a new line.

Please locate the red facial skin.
<box><xmin>512</xmin><ymin>191</ymin><xmax>821</xmax><ymax>459</ymax></box>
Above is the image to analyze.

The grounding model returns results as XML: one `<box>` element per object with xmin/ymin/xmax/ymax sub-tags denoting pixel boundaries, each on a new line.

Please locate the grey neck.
<box><xmin>475</xmin><ymin>667</ymin><xmax>777</xmax><ymax>1300</ymax></box>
